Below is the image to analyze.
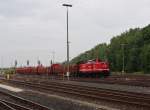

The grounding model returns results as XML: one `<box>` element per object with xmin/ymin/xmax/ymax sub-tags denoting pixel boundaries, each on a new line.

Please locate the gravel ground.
<box><xmin>0</xmin><ymin>87</ymin><xmax>107</xmax><ymax>110</ymax></box>
<box><xmin>1</xmin><ymin>79</ymin><xmax>150</xmax><ymax>110</ymax></box>
<box><xmin>15</xmin><ymin>90</ymin><xmax>109</xmax><ymax>110</ymax></box>
<box><xmin>9</xmin><ymin>74</ymin><xmax>150</xmax><ymax>94</ymax></box>
<box><xmin>53</xmin><ymin>80</ymin><xmax>150</xmax><ymax>94</ymax></box>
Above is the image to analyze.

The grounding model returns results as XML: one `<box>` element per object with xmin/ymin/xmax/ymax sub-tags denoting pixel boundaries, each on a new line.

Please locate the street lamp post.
<box><xmin>62</xmin><ymin>4</ymin><xmax>72</xmax><ymax>79</ymax></box>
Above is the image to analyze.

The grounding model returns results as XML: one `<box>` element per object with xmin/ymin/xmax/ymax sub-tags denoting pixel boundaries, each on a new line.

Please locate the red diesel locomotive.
<box><xmin>78</xmin><ymin>59</ymin><xmax>110</xmax><ymax>77</ymax></box>
<box><xmin>16</xmin><ymin>59</ymin><xmax>110</xmax><ymax>78</ymax></box>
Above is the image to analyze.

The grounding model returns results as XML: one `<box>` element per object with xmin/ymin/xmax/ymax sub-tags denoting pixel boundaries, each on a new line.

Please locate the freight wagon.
<box><xmin>16</xmin><ymin>59</ymin><xmax>110</xmax><ymax>78</ymax></box>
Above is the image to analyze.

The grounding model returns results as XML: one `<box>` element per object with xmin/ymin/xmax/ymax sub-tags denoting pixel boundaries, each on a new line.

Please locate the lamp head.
<box><xmin>62</xmin><ymin>4</ymin><xmax>72</xmax><ymax>7</ymax></box>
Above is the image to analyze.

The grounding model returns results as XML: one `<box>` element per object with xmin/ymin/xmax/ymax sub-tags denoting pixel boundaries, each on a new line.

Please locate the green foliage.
<box><xmin>140</xmin><ymin>44</ymin><xmax>150</xmax><ymax>73</ymax></box>
<box><xmin>71</xmin><ymin>43</ymin><xmax>108</xmax><ymax>64</ymax></box>
<box><xmin>71</xmin><ymin>24</ymin><xmax>150</xmax><ymax>74</ymax></box>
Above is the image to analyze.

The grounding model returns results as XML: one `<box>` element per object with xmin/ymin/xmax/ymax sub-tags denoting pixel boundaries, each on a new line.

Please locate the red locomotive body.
<box><xmin>79</xmin><ymin>59</ymin><xmax>110</xmax><ymax>77</ymax></box>
<box><xmin>79</xmin><ymin>61</ymin><xmax>93</xmax><ymax>73</ymax></box>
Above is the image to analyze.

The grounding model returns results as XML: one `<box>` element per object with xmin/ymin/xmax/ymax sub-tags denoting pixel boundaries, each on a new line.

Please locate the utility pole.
<box><xmin>1</xmin><ymin>56</ymin><xmax>3</xmax><ymax>74</ymax></box>
<box><xmin>52</xmin><ymin>51</ymin><xmax>55</xmax><ymax>64</ymax></box>
<box><xmin>121</xmin><ymin>44</ymin><xmax>127</xmax><ymax>74</ymax></box>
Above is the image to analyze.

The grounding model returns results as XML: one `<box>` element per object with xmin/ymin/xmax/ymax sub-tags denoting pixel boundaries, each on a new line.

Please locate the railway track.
<box><xmin>0</xmin><ymin>90</ymin><xmax>52</xmax><ymax>110</ymax></box>
<box><xmin>70</xmin><ymin>78</ymin><xmax>150</xmax><ymax>87</ymax></box>
<box><xmin>1</xmin><ymin>78</ymin><xmax>150</xmax><ymax>109</ymax></box>
<box><xmin>0</xmin><ymin>99</ymin><xmax>32</xmax><ymax>110</ymax></box>
<box><xmin>109</xmin><ymin>74</ymin><xmax>150</xmax><ymax>80</ymax></box>
<box><xmin>10</xmin><ymin>74</ymin><xmax>150</xmax><ymax>87</ymax></box>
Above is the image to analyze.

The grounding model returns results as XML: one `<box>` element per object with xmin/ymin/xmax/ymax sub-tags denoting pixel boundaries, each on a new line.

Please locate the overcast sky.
<box><xmin>0</xmin><ymin>0</ymin><xmax>150</xmax><ymax>67</ymax></box>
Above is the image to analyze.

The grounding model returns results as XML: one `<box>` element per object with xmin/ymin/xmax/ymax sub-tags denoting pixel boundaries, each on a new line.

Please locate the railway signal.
<box><xmin>14</xmin><ymin>60</ymin><xmax>17</xmax><ymax>67</ymax></box>
<box><xmin>37</xmin><ymin>60</ymin><xmax>41</xmax><ymax>65</ymax></box>
<box><xmin>27</xmin><ymin>60</ymin><xmax>29</xmax><ymax>66</ymax></box>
